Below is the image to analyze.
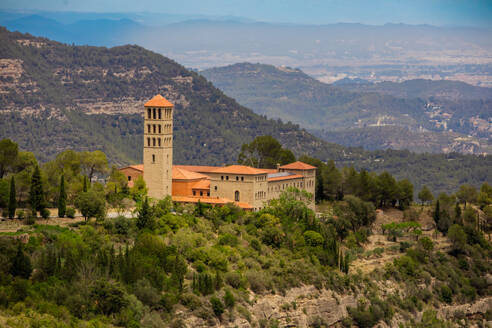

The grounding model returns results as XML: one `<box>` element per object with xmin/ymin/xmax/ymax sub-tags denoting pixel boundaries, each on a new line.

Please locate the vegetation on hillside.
<box><xmin>0</xmin><ymin>141</ymin><xmax>491</xmax><ymax>327</ymax></box>
<box><xmin>0</xmin><ymin>28</ymin><xmax>490</xmax><ymax>195</ymax></box>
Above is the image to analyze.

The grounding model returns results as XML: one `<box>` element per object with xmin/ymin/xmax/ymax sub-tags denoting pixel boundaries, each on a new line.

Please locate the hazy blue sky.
<box><xmin>2</xmin><ymin>0</ymin><xmax>492</xmax><ymax>27</ymax></box>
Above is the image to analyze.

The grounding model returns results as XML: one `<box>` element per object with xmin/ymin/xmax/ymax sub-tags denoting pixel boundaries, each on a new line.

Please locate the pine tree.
<box><xmin>8</xmin><ymin>176</ymin><xmax>16</xmax><ymax>219</ymax></box>
<box><xmin>58</xmin><ymin>174</ymin><xmax>66</xmax><ymax>218</ymax></box>
<box><xmin>29</xmin><ymin>165</ymin><xmax>45</xmax><ymax>216</ymax></box>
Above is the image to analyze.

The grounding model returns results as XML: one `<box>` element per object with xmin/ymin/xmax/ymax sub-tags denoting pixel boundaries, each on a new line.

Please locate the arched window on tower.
<box><xmin>235</xmin><ymin>191</ymin><xmax>240</xmax><ymax>202</ymax></box>
<box><xmin>147</xmin><ymin>108</ymin><xmax>151</xmax><ymax>119</ymax></box>
<box><xmin>147</xmin><ymin>137</ymin><xmax>151</xmax><ymax>146</ymax></box>
<box><xmin>158</xmin><ymin>108</ymin><xmax>162</xmax><ymax>119</ymax></box>
<box><xmin>158</xmin><ymin>125</ymin><xmax>161</xmax><ymax>133</ymax></box>
<box><xmin>152</xmin><ymin>138</ymin><xmax>156</xmax><ymax>146</ymax></box>
<box><xmin>153</xmin><ymin>125</ymin><xmax>156</xmax><ymax>133</ymax></box>
<box><xmin>153</xmin><ymin>108</ymin><xmax>156</xmax><ymax>119</ymax></box>
<box><xmin>158</xmin><ymin>138</ymin><xmax>161</xmax><ymax>147</ymax></box>
<box><xmin>152</xmin><ymin>154</ymin><xmax>155</xmax><ymax>163</ymax></box>
<box><xmin>147</xmin><ymin>124</ymin><xmax>151</xmax><ymax>133</ymax></box>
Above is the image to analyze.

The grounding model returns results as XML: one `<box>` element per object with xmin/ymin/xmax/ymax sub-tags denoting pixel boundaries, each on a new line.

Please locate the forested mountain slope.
<box><xmin>201</xmin><ymin>63</ymin><xmax>492</xmax><ymax>154</ymax></box>
<box><xmin>0</xmin><ymin>28</ymin><xmax>490</xmax><ymax>195</ymax></box>
<box><xmin>0</xmin><ymin>27</ymin><xmax>344</xmax><ymax>165</ymax></box>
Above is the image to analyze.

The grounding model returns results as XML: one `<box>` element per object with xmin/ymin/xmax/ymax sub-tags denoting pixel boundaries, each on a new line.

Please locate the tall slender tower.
<box><xmin>143</xmin><ymin>95</ymin><xmax>174</xmax><ymax>199</ymax></box>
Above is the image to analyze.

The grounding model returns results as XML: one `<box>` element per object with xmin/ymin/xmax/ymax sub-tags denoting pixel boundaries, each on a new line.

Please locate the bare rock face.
<box><xmin>181</xmin><ymin>286</ymin><xmax>356</xmax><ymax>328</ymax></box>
<box><xmin>438</xmin><ymin>296</ymin><xmax>492</xmax><ymax>322</ymax></box>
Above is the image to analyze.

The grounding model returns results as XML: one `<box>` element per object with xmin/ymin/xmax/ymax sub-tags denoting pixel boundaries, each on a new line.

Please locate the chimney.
<box><xmin>276</xmin><ymin>163</ymin><xmax>281</xmax><ymax>171</ymax></box>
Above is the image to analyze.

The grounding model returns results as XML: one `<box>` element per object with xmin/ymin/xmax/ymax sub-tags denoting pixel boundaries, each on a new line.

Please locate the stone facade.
<box><xmin>124</xmin><ymin>95</ymin><xmax>317</xmax><ymax>210</ymax></box>
<box><xmin>143</xmin><ymin>95</ymin><xmax>174</xmax><ymax>200</ymax></box>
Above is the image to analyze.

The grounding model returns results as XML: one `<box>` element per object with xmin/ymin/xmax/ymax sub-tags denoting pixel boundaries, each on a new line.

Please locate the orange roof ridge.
<box><xmin>144</xmin><ymin>94</ymin><xmax>174</xmax><ymax>107</ymax></box>
<box><xmin>279</xmin><ymin>161</ymin><xmax>316</xmax><ymax>170</ymax></box>
<box><xmin>173</xmin><ymin>167</ymin><xmax>209</xmax><ymax>180</ymax></box>
<box><xmin>210</xmin><ymin>165</ymin><xmax>268</xmax><ymax>175</ymax></box>
<box><xmin>268</xmin><ymin>174</ymin><xmax>304</xmax><ymax>182</ymax></box>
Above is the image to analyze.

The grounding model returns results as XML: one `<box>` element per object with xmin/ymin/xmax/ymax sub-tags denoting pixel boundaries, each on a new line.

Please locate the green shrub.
<box><xmin>114</xmin><ymin>216</ymin><xmax>131</xmax><ymax>235</ymax></box>
<box><xmin>66</xmin><ymin>207</ymin><xmax>75</xmax><ymax>218</ymax></box>
<box><xmin>40</xmin><ymin>208</ymin><xmax>50</xmax><ymax>219</ymax></box>
<box><xmin>210</xmin><ymin>296</ymin><xmax>224</xmax><ymax>317</ymax></box>
<box><xmin>440</xmin><ymin>285</ymin><xmax>453</xmax><ymax>304</ymax></box>
<box><xmin>159</xmin><ymin>293</ymin><xmax>177</xmax><ymax>313</ymax></box>
<box><xmin>303</xmin><ymin>230</ymin><xmax>324</xmax><ymax>247</ymax></box>
<box><xmin>225</xmin><ymin>271</ymin><xmax>243</xmax><ymax>289</ymax></box>
<box><xmin>250</xmin><ymin>238</ymin><xmax>261</xmax><ymax>251</ymax></box>
<box><xmin>224</xmin><ymin>289</ymin><xmax>235</xmax><ymax>308</ymax></box>
<box><xmin>218</xmin><ymin>233</ymin><xmax>238</xmax><ymax>246</ymax></box>
<box><xmin>180</xmin><ymin>292</ymin><xmax>201</xmax><ymax>311</ymax></box>
<box><xmin>16</xmin><ymin>210</ymin><xmax>25</xmax><ymax>220</ymax></box>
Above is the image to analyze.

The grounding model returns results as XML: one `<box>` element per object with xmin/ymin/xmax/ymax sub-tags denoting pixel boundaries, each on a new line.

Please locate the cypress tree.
<box><xmin>433</xmin><ymin>199</ymin><xmax>441</xmax><ymax>227</ymax></box>
<box><xmin>29</xmin><ymin>165</ymin><xmax>45</xmax><ymax>216</ymax></box>
<box><xmin>455</xmin><ymin>202</ymin><xmax>462</xmax><ymax>225</ymax></box>
<box><xmin>83</xmin><ymin>176</ymin><xmax>88</xmax><ymax>192</ymax></box>
<box><xmin>58</xmin><ymin>174</ymin><xmax>67</xmax><ymax>218</ymax></box>
<box><xmin>10</xmin><ymin>242</ymin><xmax>32</xmax><ymax>279</ymax></box>
<box><xmin>8</xmin><ymin>176</ymin><xmax>16</xmax><ymax>219</ymax></box>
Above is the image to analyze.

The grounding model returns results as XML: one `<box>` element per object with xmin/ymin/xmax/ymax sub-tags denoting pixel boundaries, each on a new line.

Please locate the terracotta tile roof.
<box><xmin>144</xmin><ymin>94</ymin><xmax>174</xmax><ymax>107</ymax></box>
<box><xmin>210</xmin><ymin>165</ymin><xmax>268</xmax><ymax>175</ymax></box>
<box><xmin>172</xmin><ymin>195</ymin><xmax>252</xmax><ymax>209</ymax></box>
<box><xmin>119</xmin><ymin>164</ymin><xmax>144</xmax><ymax>172</ymax></box>
<box><xmin>174</xmin><ymin>165</ymin><xmax>220</xmax><ymax>173</ymax></box>
<box><xmin>191</xmin><ymin>179</ymin><xmax>210</xmax><ymax>190</ymax></box>
<box><xmin>173</xmin><ymin>167</ymin><xmax>209</xmax><ymax>180</ymax></box>
<box><xmin>268</xmin><ymin>174</ymin><xmax>304</xmax><ymax>182</ymax></box>
<box><xmin>279</xmin><ymin>161</ymin><xmax>316</xmax><ymax>170</ymax></box>
<box><xmin>262</xmin><ymin>168</ymin><xmax>279</xmax><ymax>174</ymax></box>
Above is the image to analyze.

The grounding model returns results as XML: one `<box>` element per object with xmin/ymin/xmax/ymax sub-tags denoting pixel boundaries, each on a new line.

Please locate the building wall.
<box><xmin>119</xmin><ymin>167</ymin><xmax>143</xmax><ymax>185</ymax></box>
<box><xmin>143</xmin><ymin>106</ymin><xmax>173</xmax><ymax>200</ymax></box>
<box><xmin>278</xmin><ymin>168</ymin><xmax>316</xmax><ymax>209</ymax></box>
<box><xmin>209</xmin><ymin>173</ymin><xmax>269</xmax><ymax>210</ymax></box>
<box><xmin>266</xmin><ymin>177</ymin><xmax>304</xmax><ymax>202</ymax></box>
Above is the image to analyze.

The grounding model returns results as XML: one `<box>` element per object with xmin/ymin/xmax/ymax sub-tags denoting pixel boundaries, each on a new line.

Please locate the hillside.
<box><xmin>0</xmin><ymin>27</ymin><xmax>346</xmax><ymax>166</ymax></box>
<box><xmin>0</xmin><ymin>28</ymin><xmax>491</xmax><ymax>195</ymax></box>
<box><xmin>201</xmin><ymin>63</ymin><xmax>491</xmax><ymax>153</ymax></box>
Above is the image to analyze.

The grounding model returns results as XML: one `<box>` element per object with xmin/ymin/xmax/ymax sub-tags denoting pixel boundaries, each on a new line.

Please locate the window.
<box><xmin>158</xmin><ymin>108</ymin><xmax>162</xmax><ymax>119</ymax></box>
<box><xmin>153</xmin><ymin>108</ymin><xmax>156</xmax><ymax>119</ymax></box>
<box><xmin>153</xmin><ymin>125</ymin><xmax>156</xmax><ymax>133</ymax></box>
<box><xmin>147</xmin><ymin>137</ymin><xmax>151</xmax><ymax>146</ymax></box>
<box><xmin>200</xmin><ymin>191</ymin><xmax>203</xmax><ymax>196</ymax></box>
<box><xmin>234</xmin><ymin>191</ymin><xmax>240</xmax><ymax>202</ymax></box>
<box><xmin>214</xmin><ymin>186</ymin><xmax>217</xmax><ymax>191</ymax></box>
<box><xmin>147</xmin><ymin>124</ymin><xmax>151</xmax><ymax>133</ymax></box>
<box><xmin>152</xmin><ymin>154</ymin><xmax>155</xmax><ymax>163</ymax></box>
<box><xmin>147</xmin><ymin>108</ymin><xmax>151</xmax><ymax>119</ymax></box>
<box><xmin>158</xmin><ymin>138</ymin><xmax>161</xmax><ymax>147</ymax></box>
<box><xmin>193</xmin><ymin>191</ymin><xmax>196</xmax><ymax>196</ymax></box>
<box><xmin>207</xmin><ymin>192</ymin><xmax>210</xmax><ymax>196</ymax></box>
<box><xmin>226</xmin><ymin>176</ymin><xmax>229</xmax><ymax>181</ymax></box>
<box><xmin>158</xmin><ymin>125</ymin><xmax>161</xmax><ymax>133</ymax></box>
<box><xmin>221</xmin><ymin>176</ymin><xmax>224</xmax><ymax>180</ymax></box>
<box><xmin>152</xmin><ymin>138</ymin><xmax>156</xmax><ymax>146</ymax></box>
<box><xmin>241</xmin><ymin>177</ymin><xmax>244</xmax><ymax>181</ymax></box>
<box><xmin>128</xmin><ymin>176</ymin><xmax>131</xmax><ymax>181</ymax></box>
<box><xmin>236</xmin><ymin>176</ymin><xmax>239</xmax><ymax>181</ymax></box>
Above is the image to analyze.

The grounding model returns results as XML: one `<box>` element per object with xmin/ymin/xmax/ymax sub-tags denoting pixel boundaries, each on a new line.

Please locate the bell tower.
<box><xmin>143</xmin><ymin>95</ymin><xmax>174</xmax><ymax>199</ymax></box>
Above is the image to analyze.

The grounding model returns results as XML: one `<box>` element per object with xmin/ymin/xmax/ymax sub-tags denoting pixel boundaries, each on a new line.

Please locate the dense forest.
<box><xmin>0</xmin><ymin>139</ymin><xmax>491</xmax><ymax>327</ymax></box>
<box><xmin>0</xmin><ymin>27</ymin><xmax>491</xmax><ymax>196</ymax></box>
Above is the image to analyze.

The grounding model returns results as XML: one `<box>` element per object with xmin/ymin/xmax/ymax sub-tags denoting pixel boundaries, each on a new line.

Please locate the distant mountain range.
<box><xmin>201</xmin><ymin>63</ymin><xmax>492</xmax><ymax>155</ymax></box>
<box><xmin>1</xmin><ymin>10</ymin><xmax>491</xmax><ymax>88</ymax></box>
<box><xmin>0</xmin><ymin>28</ymin><xmax>490</xmax><ymax>195</ymax></box>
